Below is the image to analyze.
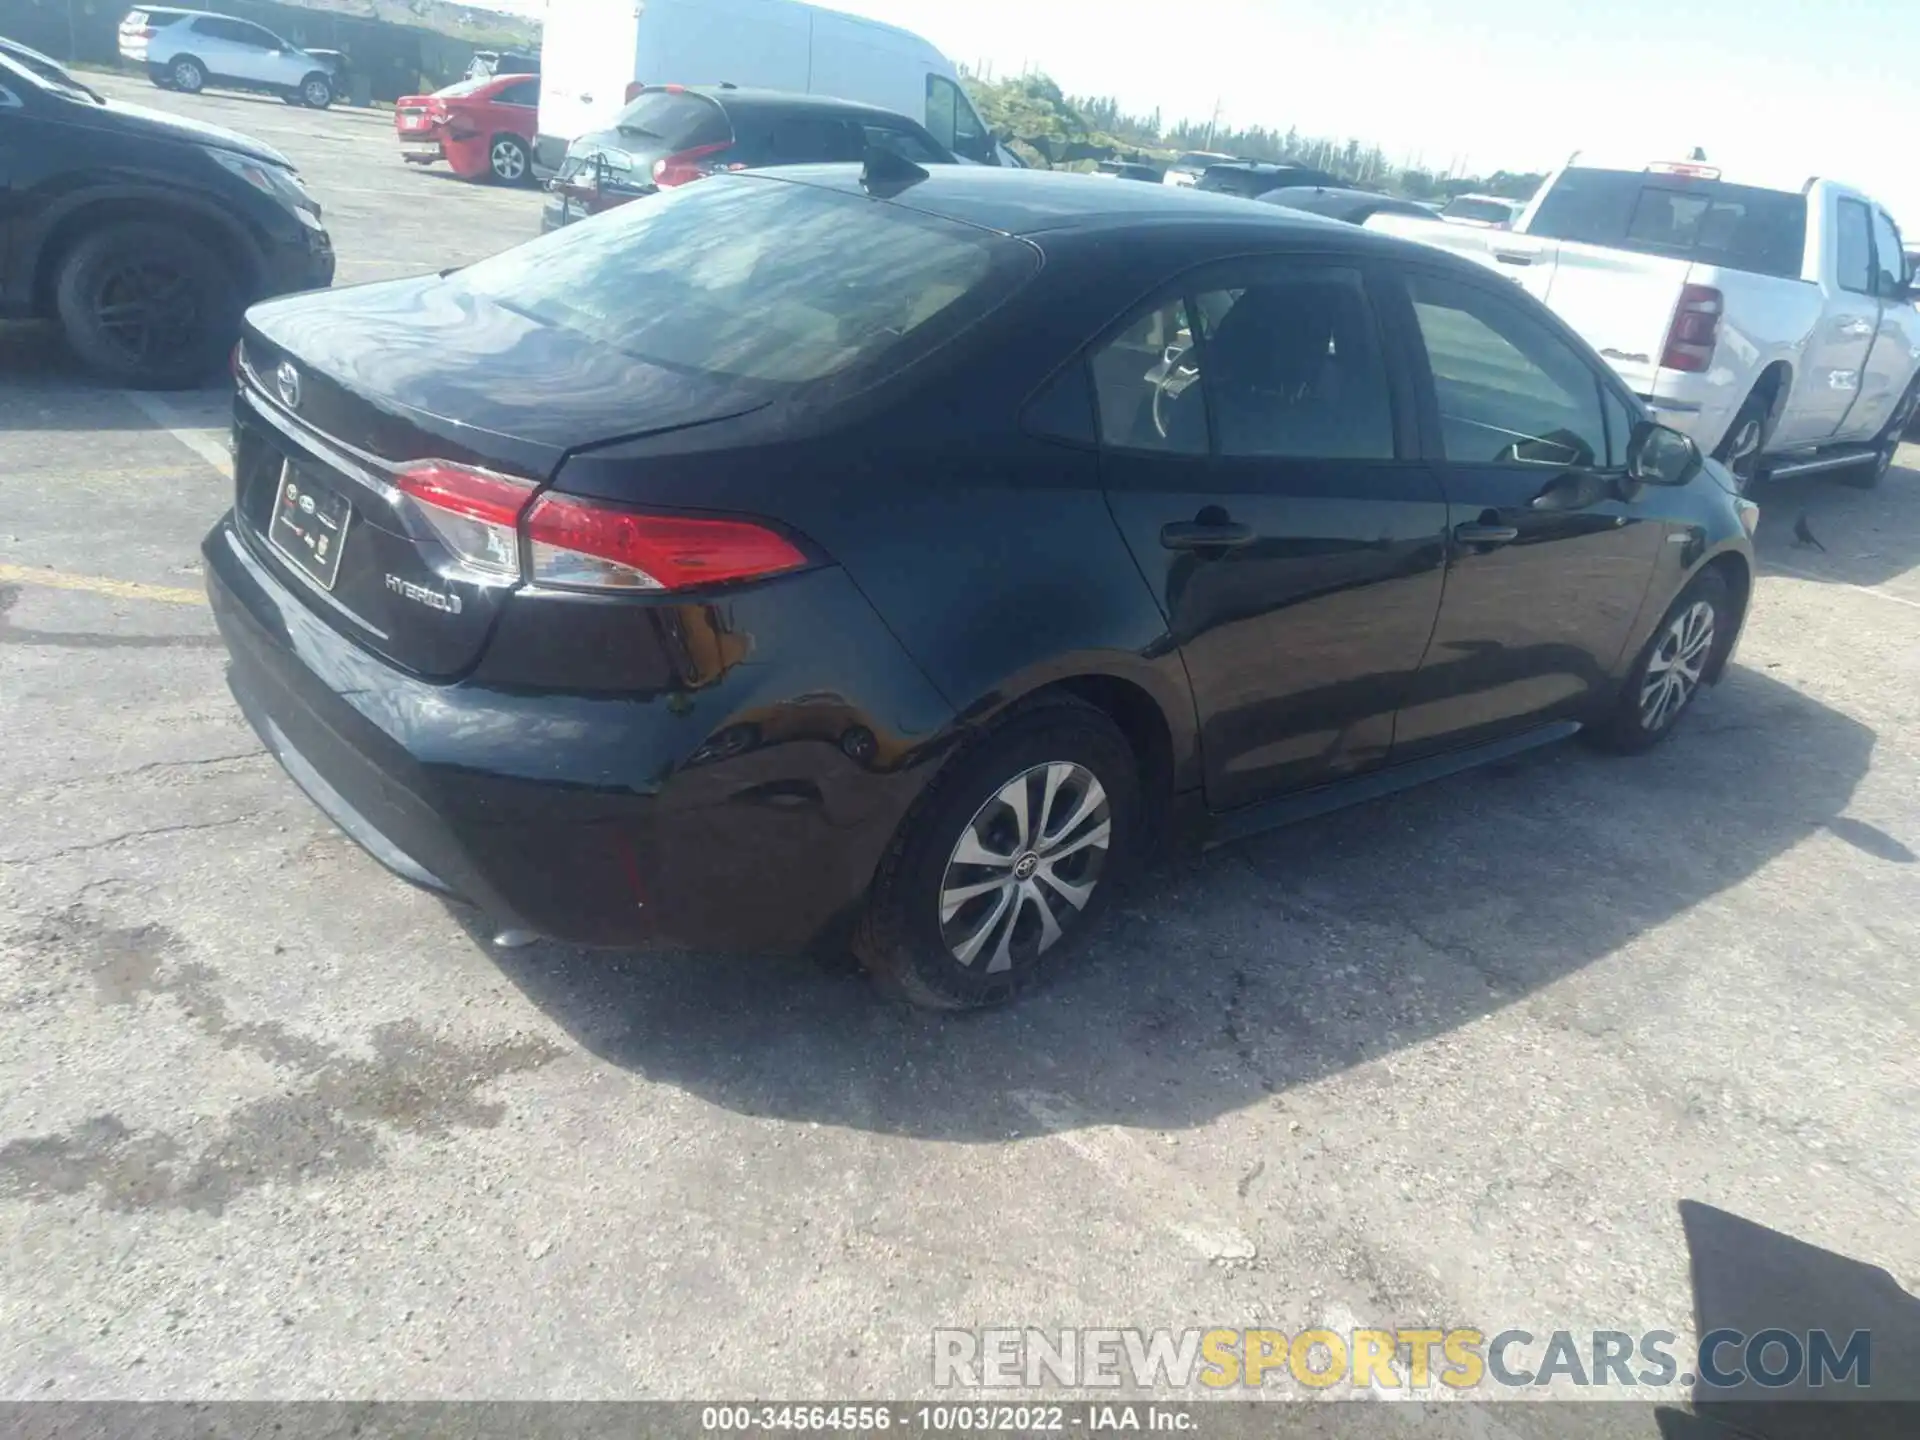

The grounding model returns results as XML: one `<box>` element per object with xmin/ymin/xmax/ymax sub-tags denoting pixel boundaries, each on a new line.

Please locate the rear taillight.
<box><xmin>395</xmin><ymin>461</ymin><xmax>805</xmax><ymax>592</ymax></box>
<box><xmin>395</xmin><ymin>461</ymin><xmax>534</xmax><ymax>579</ymax></box>
<box><xmin>624</xmin><ymin>80</ymin><xmax>646</xmax><ymax>103</ymax></box>
<box><xmin>526</xmin><ymin>494</ymin><xmax>806</xmax><ymax>591</ymax></box>
<box><xmin>1661</xmin><ymin>284</ymin><xmax>1723</xmax><ymax>373</ymax></box>
<box><xmin>652</xmin><ymin>141</ymin><xmax>732</xmax><ymax>188</ymax></box>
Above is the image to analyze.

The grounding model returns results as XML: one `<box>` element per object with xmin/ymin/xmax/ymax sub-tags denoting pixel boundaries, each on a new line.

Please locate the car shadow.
<box><xmin>458</xmin><ymin>663</ymin><xmax>1891</xmax><ymax>1143</ymax></box>
<box><xmin>1751</xmin><ymin>452</ymin><xmax>1920</xmax><ymax>591</ymax></box>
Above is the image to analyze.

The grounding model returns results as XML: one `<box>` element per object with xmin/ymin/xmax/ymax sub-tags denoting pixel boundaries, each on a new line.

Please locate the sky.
<box><xmin>508</xmin><ymin>0</ymin><xmax>1920</xmax><ymax>226</ymax></box>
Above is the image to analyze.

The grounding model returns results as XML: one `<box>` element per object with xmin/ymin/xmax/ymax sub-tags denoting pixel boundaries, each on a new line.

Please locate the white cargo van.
<box><xmin>535</xmin><ymin>0</ymin><xmax>1002</xmax><ymax>179</ymax></box>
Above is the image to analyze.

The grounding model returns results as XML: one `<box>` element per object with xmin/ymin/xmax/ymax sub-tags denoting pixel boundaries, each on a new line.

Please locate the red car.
<box><xmin>394</xmin><ymin>74</ymin><xmax>539</xmax><ymax>184</ymax></box>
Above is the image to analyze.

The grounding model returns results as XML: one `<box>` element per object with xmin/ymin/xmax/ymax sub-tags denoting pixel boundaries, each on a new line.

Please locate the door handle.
<box><xmin>1454</xmin><ymin>521</ymin><xmax>1520</xmax><ymax>547</ymax></box>
<box><xmin>1160</xmin><ymin>520</ymin><xmax>1255</xmax><ymax>550</ymax></box>
<box><xmin>1492</xmin><ymin>250</ymin><xmax>1535</xmax><ymax>267</ymax></box>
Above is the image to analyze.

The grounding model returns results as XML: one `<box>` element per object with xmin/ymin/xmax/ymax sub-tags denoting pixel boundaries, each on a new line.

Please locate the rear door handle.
<box><xmin>1492</xmin><ymin>250</ymin><xmax>1535</xmax><ymax>267</ymax></box>
<box><xmin>1454</xmin><ymin>522</ymin><xmax>1520</xmax><ymax>547</ymax></box>
<box><xmin>1160</xmin><ymin>520</ymin><xmax>1255</xmax><ymax>550</ymax></box>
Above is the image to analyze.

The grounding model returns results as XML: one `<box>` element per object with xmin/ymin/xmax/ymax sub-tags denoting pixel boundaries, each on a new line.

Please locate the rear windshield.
<box><xmin>610</xmin><ymin>91</ymin><xmax>731</xmax><ymax>149</ymax></box>
<box><xmin>433</xmin><ymin>77</ymin><xmax>496</xmax><ymax>99</ymax></box>
<box><xmin>456</xmin><ymin>175</ymin><xmax>1035</xmax><ymax>387</ymax></box>
<box><xmin>1529</xmin><ymin>167</ymin><xmax>1808</xmax><ymax>279</ymax></box>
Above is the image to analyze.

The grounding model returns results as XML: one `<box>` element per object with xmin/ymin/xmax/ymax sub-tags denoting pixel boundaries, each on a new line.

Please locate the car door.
<box><xmin>238</xmin><ymin>22</ymin><xmax>301</xmax><ymax>87</ymax></box>
<box><xmin>1793</xmin><ymin>196</ymin><xmax>1881</xmax><ymax>442</ymax></box>
<box><xmin>496</xmin><ymin>78</ymin><xmax>540</xmax><ymax>136</ymax></box>
<box><xmin>1385</xmin><ymin>265</ymin><xmax>1667</xmax><ymax>756</ymax></box>
<box><xmin>186</xmin><ymin>16</ymin><xmax>243</xmax><ymax>80</ymax></box>
<box><xmin>1094</xmin><ymin>257</ymin><xmax>1450</xmax><ymax>812</ymax></box>
<box><xmin>1843</xmin><ymin>206</ymin><xmax>1920</xmax><ymax>440</ymax></box>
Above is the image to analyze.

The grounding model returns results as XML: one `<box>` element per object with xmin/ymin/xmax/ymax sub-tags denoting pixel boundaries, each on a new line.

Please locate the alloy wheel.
<box><xmin>91</xmin><ymin>261</ymin><xmax>200</xmax><ymax>367</ymax></box>
<box><xmin>303</xmin><ymin>78</ymin><xmax>330</xmax><ymax>106</ymax></box>
<box><xmin>1640</xmin><ymin>600</ymin><xmax>1715</xmax><ymax>732</ymax></box>
<box><xmin>492</xmin><ymin>141</ymin><xmax>526</xmax><ymax>181</ymax></box>
<box><xmin>938</xmin><ymin>761</ymin><xmax>1111</xmax><ymax>974</ymax></box>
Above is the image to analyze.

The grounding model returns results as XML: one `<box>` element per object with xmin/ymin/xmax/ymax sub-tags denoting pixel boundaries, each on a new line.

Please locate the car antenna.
<box><xmin>861</xmin><ymin>147</ymin><xmax>929</xmax><ymax>197</ymax></box>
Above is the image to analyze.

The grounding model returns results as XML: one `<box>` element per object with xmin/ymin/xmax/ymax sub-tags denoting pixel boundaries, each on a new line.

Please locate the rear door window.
<box><xmin>1529</xmin><ymin>167</ymin><xmax>1808</xmax><ymax>280</ymax></box>
<box><xmin>1835</xmin><ymin>199</ymin><xmax>1873</xmax><ymax>294</ymax></box>
<box><xmin>754</xmin><ymin>112</ymin><xmax>865</xmax><ymax>165</ymax></box>
<box><xmin>497</xmin><ymin>80</ymin><xmax>539</xmax><ymax>107</ymax></box>
<box><xmin>457</xmin><ymin>175</ymin><xmax>1035</xmax><ymax>387</ymax></box>
<box><xmin>1870</xmin><ymin>208</ymin><xmax>1906</xmax><ymax>297</ymax></box>
<box><xmin>863</xmin><ymin>122</ymin><xmax>947</xmax><ymax>165</ymax></box>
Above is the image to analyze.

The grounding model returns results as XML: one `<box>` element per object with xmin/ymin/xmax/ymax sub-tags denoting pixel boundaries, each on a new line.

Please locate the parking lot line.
<box><xmin>120</xmin><ymin>390</ymin><xmax>232</xmax><ymax>477</ymax></box>
<box><xmin>1764</xmin><ymin>560</ymin><xmax>1920</xmax><ymax>611</ymax></box>
<box><xmin>0</xmin><ymin>563</ymin><xmax>205</xmax><ymax>607</ymax></box>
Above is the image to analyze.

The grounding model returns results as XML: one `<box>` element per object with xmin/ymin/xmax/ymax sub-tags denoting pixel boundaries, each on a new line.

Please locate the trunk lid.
<box><xmin>233</xmin><ymin>275</ymin><xmax>771</xmax><ymax>679</ymax></box>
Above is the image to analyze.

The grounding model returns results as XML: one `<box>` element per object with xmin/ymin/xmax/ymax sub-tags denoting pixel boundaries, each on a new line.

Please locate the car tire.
<box><xmin>1845</xmin><ymin>375</ymin><xmax>1920</xmax><ymax>489</ymax></box>
<box><xmin>299</xmin><ymin>72</ymin><xmax>333</xmax><ymax>109</ymax></box>
<box><xmin>1586</xmin><ymin>567</ymin><xmax>1732</xmax><ymax>755</ymax></box>
<box><xmin>854</xmin><ymin>697</ymin><xmax>1143</xmax><ymax>1010</ymax></box>
<box><xmin>168</xmin><ymin>55</ymin><xmax>206</xmax><ymax>93</ymax></box>
<box><xmin>54</xmin><ymin>221</ymin><xmax>237</xmax><ymax>390</ymax></box>
<box><xmin>488</xmin><ymin>134</ymin><xmax>531</xmax><ymax>184</ymax></box>
<box><xmin>1713</xmin><ymin>388</ymin><xmax>1774</xmax><ymax>494</ymax></box>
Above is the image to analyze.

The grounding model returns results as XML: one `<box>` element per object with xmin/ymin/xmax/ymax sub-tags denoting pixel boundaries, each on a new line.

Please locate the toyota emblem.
<box><xmin>275</xmin><ymin>361</ymin><xmax>302</xmax><ymax>410</ymax></box>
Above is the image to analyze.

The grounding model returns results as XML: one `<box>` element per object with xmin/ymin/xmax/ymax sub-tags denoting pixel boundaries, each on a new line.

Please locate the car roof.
<box><xmin>662</xmin><ymin>85</ymin><xmax>917</xmax><ymax>122</ymax></box>
<box><xmin>746</xmin><ymin>164</ymin><xmax>1417</xmax><ymax>242</ymax></box>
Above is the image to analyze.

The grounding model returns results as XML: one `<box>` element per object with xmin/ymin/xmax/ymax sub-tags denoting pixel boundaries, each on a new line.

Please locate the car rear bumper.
<box><xmin>1640</xmin><ymin>370</ymin><xmax>1743</xmax><ymax>455</ymax></box>
<box><xmin>203</xmin><ymin>512</ymin><xmax>948</xmax><ymax>951</ymax></box>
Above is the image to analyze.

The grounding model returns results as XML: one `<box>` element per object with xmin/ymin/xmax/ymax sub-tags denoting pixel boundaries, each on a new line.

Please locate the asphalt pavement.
<box><xmin>0</xmin><ymin>73</ymin><xmax>1916</xmax><ymax>1412</ymax></box>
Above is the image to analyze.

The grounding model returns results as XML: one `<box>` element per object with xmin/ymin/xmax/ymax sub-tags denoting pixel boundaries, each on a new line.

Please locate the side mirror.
<box><xmin>1627</xmin><ymin>420</ymin><xmax>1703</xmax><ymax>487</ymax></box>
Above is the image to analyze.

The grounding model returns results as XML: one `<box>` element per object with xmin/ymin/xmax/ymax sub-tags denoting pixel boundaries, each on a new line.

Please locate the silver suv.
<box><xmin>118</xmin><ymin>8</ymin><xmax>338</xmax><ymax>109</ymax></box>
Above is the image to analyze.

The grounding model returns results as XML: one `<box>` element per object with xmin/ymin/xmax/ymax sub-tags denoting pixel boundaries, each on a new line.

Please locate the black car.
<box><xmin>205</xmin><ymin>165</ymin><xmax>1757</xmax><ymax>1009</ymax></box>
<box><xmin>1260</xmin><ymin>185</ymin><xmax>1439</xmax><ymax>225</ymax></box>
<box><xmin>539</xmin><ymin>85</ymin><xmax>955</xmax><ymax>229</ymax></box>
<box><xmin>0</xmin><ymin>49</ymin><xmax>333</xmax><ymax>386</ymax></box>
<box><xmin>0</xmin><ymin>33</ymin><xmax>83</xmax><ymax>87</ymax></box>
<box><xmin>1196</xmin><ymin>160</ymin><xmax>1342</xmax><ymax>198</ymax></box>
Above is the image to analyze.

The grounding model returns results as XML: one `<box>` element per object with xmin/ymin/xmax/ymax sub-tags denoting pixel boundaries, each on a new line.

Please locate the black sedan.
<box><xmin>0</xmin><ymin>47</ymin><xmax>333</xmax><ymax>386</ymax></box>
<box><xmin>205</xmin><ymin>164</ymin><xmax>1758</xmax><ymax>1009</ymax></box>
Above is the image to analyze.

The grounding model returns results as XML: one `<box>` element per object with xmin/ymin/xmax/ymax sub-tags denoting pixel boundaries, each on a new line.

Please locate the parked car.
<box><xmin>1440</xmin><ymin>194</ymin><xmax>1523</xmax><ymax>228</ymax></box>
<box><xmin>542</xmin><ymin>85</ymin><xmax>954</xmax><ymax>230</ymax></box>
<box><xmin>1095</xmin><ymin>160</ymin><xmax>1163</xmax><ymax>183</ymax></box>
<box><xmin>0</xmin><ymin>48</ymin><xmax>332</xmax><ymax>386</ymax></box>
<box><xmin>395</xmin><ymin>73</ymin><xmax>539</xmax><ymax>184</ymax></box>
<box><xmin>1261</xmin><ymin>185</ymin><xmax>1438</xmax><ymax>225</ymax></box>
<box><xmin>1195</xmin><ymin>160</ymin><xmax>1342</xmax><ymax>199</ymax></box>
<box><xmin>466</xmin><ymin>49</ymin><xmax>539</xmax><ymax>81</ymax></box>
<box><xmin>206</xmin><ymin>164</ymin><xmax>1755</xmax><ymax>1009</ymax></box>
<box><xmin>1162</xmin><ymin>150</ymin><xmax>1234</xmax><ymax>187</ymax></box>
<box><xmin>118</xmin><ymin>7</ymin><xmax>340</xmax><ymax>108</ymax></box>
<box><xmin>1370</xmin><ymin>155</ymin><xmax>1920</xmax><ymax>488</ymax></box>
<box><xmin>535</xmin><ymin>0</ymin><xmax>1011</xmax><ymax>181</ymax></box>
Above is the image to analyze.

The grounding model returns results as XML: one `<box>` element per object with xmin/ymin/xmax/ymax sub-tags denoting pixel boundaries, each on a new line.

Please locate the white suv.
<box><xmin>119</xmin><ymin>8</ymin><xmax>338</xmax><ymax>109</ymax></box>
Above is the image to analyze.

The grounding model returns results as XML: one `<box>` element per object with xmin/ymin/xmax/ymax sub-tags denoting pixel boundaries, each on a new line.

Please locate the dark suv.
<box><xmin>0</xmin><ymin>49</ymin><xmax>334</xmax><ymax>386</ymax></box>
<box><xmin>542</xmin><ymin>85</ymin><xmax>955</xmax><ymax>231</ymax></box>
<box><xmin>1195</xmin><ymin>160</ymin><xmax>1342</xmax><ymax>199</ymax></box>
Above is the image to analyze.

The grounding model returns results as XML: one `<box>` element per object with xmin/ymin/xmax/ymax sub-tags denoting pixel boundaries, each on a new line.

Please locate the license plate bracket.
<box><xmin>267</xmin><ymin>460</ymin><xmax>352</xmax><ymax>591</ymax></box>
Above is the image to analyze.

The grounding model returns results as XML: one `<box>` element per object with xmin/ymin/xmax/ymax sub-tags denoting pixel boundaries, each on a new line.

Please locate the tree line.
<box><xmin>965</xmin><ymin>71</ymin><xmax>1544</xmax><ymax>203</ymax></box>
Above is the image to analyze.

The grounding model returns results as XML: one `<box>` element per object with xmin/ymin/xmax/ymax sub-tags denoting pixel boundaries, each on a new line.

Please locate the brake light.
<box><xmin>395</xmin><ymin>462</ymin><xmax>806</xmax><ymax>591</ymax></box>
<box><xmin>395</xmin><ymin>461</ymin><xmax>534</xmax><ymax>578</ymax></box>
<box><xmin>1661</xmin><ymin>284</ymin><xmax>1723</xmax><ymax>373</ymax></box>
<box><xmin>652</xmin><ymin>141</ymin><xmax>732</xmax><ymax>188</ymax></box>
<box><xmin>524</xmin><ymin>494</ymin><xmax>806</xmax><ymax>591</ymax></box>
<box><xmin>1647</xmin><ymin>161</ymin><xmax>1721</xmax><ymax>180</ymax></box>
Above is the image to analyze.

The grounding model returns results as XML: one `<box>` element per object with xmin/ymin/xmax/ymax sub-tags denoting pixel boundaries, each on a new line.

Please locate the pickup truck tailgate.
<box><xmin>1542</xmin><ymin>243</ymin><xmax>1694</xmax><ymax>395</ymax></box>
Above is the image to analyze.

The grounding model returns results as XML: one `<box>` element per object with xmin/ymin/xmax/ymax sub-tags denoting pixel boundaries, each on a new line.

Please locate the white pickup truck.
<box><xmin>1369</xmin><ymin>155</ymin><xmax>1920</xmax><ymax>488</ymax></box>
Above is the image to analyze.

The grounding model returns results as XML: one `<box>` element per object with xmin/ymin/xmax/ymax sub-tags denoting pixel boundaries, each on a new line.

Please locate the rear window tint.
<box><xmin>1529</xmin><ymin>167</ymin><xmax>1807</xmax><ymax>279</ymax></box>
<box><xmin>433</xmin><ymin>77</ymin><xmax>496</xmax><ymax>99</ymax></box>
<box><xmin>457</xmin><ymin>175</ymin><xmax>1034</xmax><ymax>387</ymax></box>
<box><xmin>609</xmin><ymin>91</ymin><xmax>731</xmax><ymax>150</ymax></box>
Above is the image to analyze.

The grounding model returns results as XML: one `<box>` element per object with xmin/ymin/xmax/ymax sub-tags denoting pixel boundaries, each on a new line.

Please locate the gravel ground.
<box><xmin>0</xmin><ymin>72</ymin><xmax>1915</xmax><ymax>1418</ymax></box>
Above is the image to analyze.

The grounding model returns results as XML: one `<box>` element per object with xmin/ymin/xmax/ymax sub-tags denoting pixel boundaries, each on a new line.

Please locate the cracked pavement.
<box><xmin>0</xmin><ymin>75</ymin><xmax>1916</xmax><ymax>1410</ymax></box>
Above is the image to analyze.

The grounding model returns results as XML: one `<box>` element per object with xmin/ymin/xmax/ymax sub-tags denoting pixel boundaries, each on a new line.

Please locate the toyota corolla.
<box><xmin>205</xmin><ymin>162</ymin><xmax>1757</xmax><ymax>1009</ymax></box>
